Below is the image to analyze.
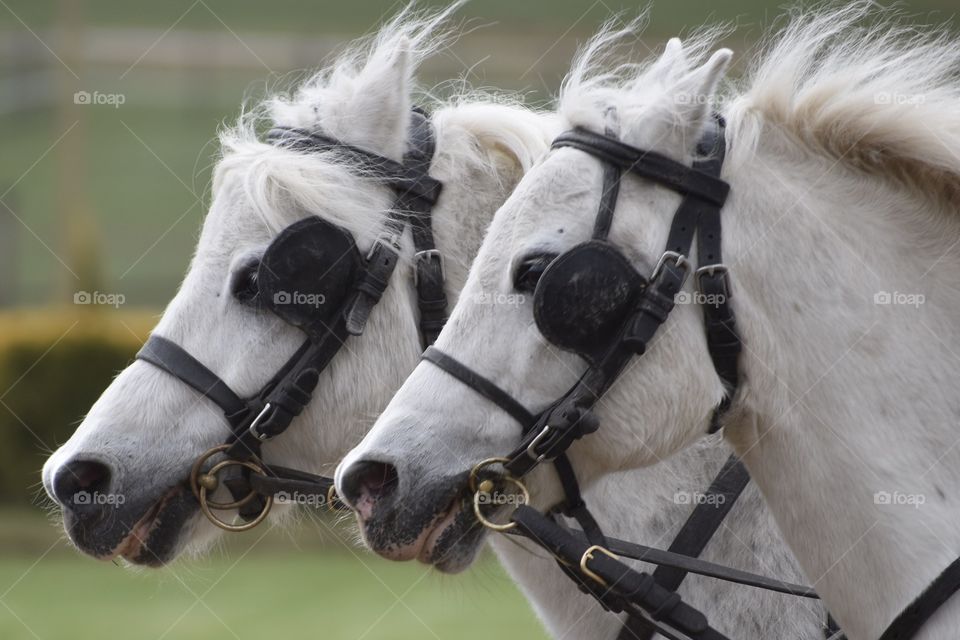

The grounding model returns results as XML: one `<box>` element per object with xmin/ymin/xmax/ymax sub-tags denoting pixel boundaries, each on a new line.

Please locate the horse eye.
<box><xmin>513</xmin><ymin>253</ymin><xmax>558</xmax><ymax>293</ymax></box>
<box><xmin>230</xmin><ymin>256</ymin><xmax>261</xmax><ymax>305</ymax></box>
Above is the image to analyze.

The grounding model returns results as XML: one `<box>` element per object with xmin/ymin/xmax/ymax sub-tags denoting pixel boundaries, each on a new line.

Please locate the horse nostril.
<box><xmin>339</xmin><ymin>460</ymin><xmax>399</xmax><ymax>513</ymax></box>
<box><xmin>52</xmin><ymin>458</ymin><xmax>113</xmax><ymax>509</ymax></box>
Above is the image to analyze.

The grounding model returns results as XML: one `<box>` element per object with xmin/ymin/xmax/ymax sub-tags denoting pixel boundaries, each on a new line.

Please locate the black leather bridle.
<box><xmin>420</xmin><ymin>115</ymin><xmax>849</xmax><ymax>639</ymax></box>
<box><xmin>136</xmin><ymin>108</ymin><xmax>447</xmax><ymax>531</ymax></box>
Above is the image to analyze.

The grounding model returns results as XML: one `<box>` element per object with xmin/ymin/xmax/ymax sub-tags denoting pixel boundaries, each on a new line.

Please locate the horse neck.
<box><xmin>724</xmin><ymin>126</ymin><xmax>960</xmax><ymax>637</ymax></box>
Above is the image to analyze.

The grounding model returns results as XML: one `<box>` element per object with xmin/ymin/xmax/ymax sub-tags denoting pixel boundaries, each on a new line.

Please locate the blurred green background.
<box><xmin>0</xmin><ymin>1</ymin><xmax>956</xmax><ymax>639</ymax></box>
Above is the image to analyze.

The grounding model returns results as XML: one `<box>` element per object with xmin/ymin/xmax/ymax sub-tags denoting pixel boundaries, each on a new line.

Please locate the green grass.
<box><xmin>0</xmin><ymin>508</ymin><xmax>549</xmax><ymax>640</ymax></box>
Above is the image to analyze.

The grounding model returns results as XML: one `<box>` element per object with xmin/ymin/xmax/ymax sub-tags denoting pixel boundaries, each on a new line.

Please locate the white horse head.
<box><xmin>41</xmin><ymin>11</ymin><xmax>553</xmax><ymax>567</ymax></box>
<box><xmin>341</xmin><ymin>4</ymin><xmax>960</xmax><ymax>636</ymax></box>
<box><xmin>338</xmin><ymin>21</ymin><xmax>734</xmax><ymax>565</ymax></box>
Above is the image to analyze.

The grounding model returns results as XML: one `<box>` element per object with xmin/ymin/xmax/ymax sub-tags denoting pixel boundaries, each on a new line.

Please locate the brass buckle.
<box><xmin>580</xmin><ymin>545</ymin><xmax>619</xmax><ymax>587</ymax></box>
<box><xmin>469</xmin><ymin>457</ymin><xmax>529</xmax><ymax>532</ymax></box>
<box><xmin>189</xmin><ymin>445</ymin><xmax>273</xmax><ymax>532</ymax></box>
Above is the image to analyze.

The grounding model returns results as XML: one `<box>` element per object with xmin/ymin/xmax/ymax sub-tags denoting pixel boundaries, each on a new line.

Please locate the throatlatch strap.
<box><xmin>421</xmin><ymin>347</ymin><xmax>536</xmax><ymax>427</ymax></box>
<box><xmin>880</xmin><ymin>556</ymin><xmax>960</xmax><ymax>640</ymax></box>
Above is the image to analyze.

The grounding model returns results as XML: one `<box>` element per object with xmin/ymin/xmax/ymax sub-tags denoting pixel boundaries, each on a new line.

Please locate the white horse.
<box><xmin>332</xmin><ymin>19</ymin><xmax>834</xmax><ymax>640</ymax></box>
<box><xmin>339</xmin><ymin>4</ymin><xmax>960</xmax><ymax>638</ymax></box>
<box><xmin>44</xmin><ymin>11</ymin><xmax>818</xmax><ymax>640</ymax></box>
<box><xmin>40</xmin><ymin>13</ymin><xmax>546</xmax><ymax>563</ymax></box>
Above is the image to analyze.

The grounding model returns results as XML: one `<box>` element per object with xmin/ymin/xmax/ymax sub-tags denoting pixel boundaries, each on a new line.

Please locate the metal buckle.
<box><xmin>248</xmin><ymin>403</ymin><xmax>274</xmax><ymax>442</ymax></box>
<box><xmin>367</xmin><ymin>231</ymin><xmax>402</xmax><ymax>260</ymax></box>
<box><xmin>695</xmin><ymin>263</ymin><xmax>731</xmax><ymax>298</ymax></box>
<box><xmin>580</xmin><ymin>545</ymin><xmax>620</xmax><ymax>587</ymax></box>
<box><xmin>413</xmin><ymin>249</ymin><xmax>444</xmax><ymax>286</ymax></box>
<box><xmin>651</xmin><ymin>251</ymin><xmax>690</xmax><ymax>282</ymax></box>
<box><xmin>525</xmin><ymin>425</ymin><xmax>553</xmax><ymax>463</ymax></box>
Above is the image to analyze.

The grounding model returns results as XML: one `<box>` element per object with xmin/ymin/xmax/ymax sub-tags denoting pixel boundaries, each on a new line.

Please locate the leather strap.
<box><xmin>404</xmin><ymin>109</ymin><xmax>448</xmax><ymax>347</ymax></box>
<box><xmin>421</xmin><ymin>347</ymin><xmax>536</xmax><ymax>427</ymax></box>
<box><xmin>511</xmin><ymin>505</ymin><xmax>728</xmax><ymax>640</ymax></box>
<box><xmin>880</xmin><ymin>556</ymin><xmax>960</xmax><ymax>640</ymax></box>
<box><xmin>621</xmin><ymin>456</ymin><xmax>751</xmax><ymax>640</ymax></box>
<box><xmin>552</xmin><ymin>128</ymin><xmax>730</xmax><ymax>207</ymax></box>
<box><xmin>137</xmin><ymin>335</ymin><xmax>247</xmax><ymax>423</ymax></box>
<box><xmin>266</xmin><ymin>126</ymin><xmax>442</xmax><ymax>205</ymax></box>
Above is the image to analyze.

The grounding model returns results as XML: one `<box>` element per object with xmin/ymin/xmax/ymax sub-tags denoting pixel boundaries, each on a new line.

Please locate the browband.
<box><xmin>552</xmin><ymin>128</ymin><xmax>730</xmax><ymax>207</ymax></box>
<box><xmin>266</xmin><ymin>126</ymin><xmax>443</xmax><ymax>205</ymax></box>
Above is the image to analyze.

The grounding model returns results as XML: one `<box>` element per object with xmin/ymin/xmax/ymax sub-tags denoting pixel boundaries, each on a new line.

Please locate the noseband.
<box><xmin>137</xmin><ymin>108</ymin><xmax>447</xmax><ymax>531</ymax></box>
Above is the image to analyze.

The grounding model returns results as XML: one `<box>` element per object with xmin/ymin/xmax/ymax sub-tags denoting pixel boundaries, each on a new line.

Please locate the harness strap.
<box><xmin>531</xmin><ymin>525</ymin><xmax>820</xmax><ymax>598</ymax></box>
<box><xmin>404</xmin><ymin>109</ymin><xmax>448</xmax><ymax>347</ymax></box>
<box><xmin>422</xmin><ymin>346</ymin><xmax>536</xmax><ymax>427</ymax></box>
<box><xmin>552</xmin><ymin>128</ymin><xmax>730</xmax><ymax>207</ymax></box>
<box><xmin>880</xmin><ymin>557</ymin><xmax>960</xmax><ymax>640</ymax></box>
<box><xmin>620</xmin><ymin>455</ymin><xmax>751</xmax><ymax>640</ymax></box>
<box><xmin>511</xmin><ymin>505</ymin><xmax>728</xmax><ymax>640</ymax></box>
<box><xmin>137</xmin><ymin>336</ymin><xmax>248</xmax><ymax>423</ymax></box>
<box><xmin>266</xmin><ymin>126</ymin><xmax>442</xmax><ymax>204</ymax></box>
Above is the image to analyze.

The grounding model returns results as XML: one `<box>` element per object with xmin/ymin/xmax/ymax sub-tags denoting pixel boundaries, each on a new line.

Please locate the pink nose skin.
<box><xmin>338</xmin><ymin>460</ymin><xmax>399</xmax><ymax>521</ymax></box>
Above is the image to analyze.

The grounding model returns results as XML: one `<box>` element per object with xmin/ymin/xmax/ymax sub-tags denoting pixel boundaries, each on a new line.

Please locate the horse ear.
<box><xmin>648</xmin><ymin>38</ymin><xmax>687</xmax><ymax>84</ymax></box>
<box><xmin>339</xmin><ymin>38</ymin><xmax>414</xmax><ymax>159</ymax></box>
<box><xmin>670</xmin><ymin>48</ymin><xmax>732</xmax><ymax>150</ymax></box>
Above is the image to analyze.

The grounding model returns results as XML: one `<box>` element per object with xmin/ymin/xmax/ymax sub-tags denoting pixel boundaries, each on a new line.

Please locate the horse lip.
<box><xmin>108</xmin><ymin>485</ymin><xmax>182</xmax><ymax>562</ymax></box>
<box><xmin>417</xmin><ymin>494</ymin><xmax>463</xmax><ymax>563</ymax></box>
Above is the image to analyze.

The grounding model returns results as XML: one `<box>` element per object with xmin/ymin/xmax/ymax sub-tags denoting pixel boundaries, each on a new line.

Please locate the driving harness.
<box><xmin>136</xmin><ymin>108</ymin><xmax>447</xmax><ymax>531</ymax></box>
<box><xmin>421</xmin><ymin>114</ymin><xmax>847</xmax><ymax>639</ymax></box>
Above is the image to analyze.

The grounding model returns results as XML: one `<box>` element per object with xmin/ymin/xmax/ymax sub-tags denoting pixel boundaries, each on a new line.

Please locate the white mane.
<box><xmin>211</xmin><ymin>5</ymin><xmax>552</xmax><ymax>245</ymax></box>
<box><xmin>557</xmin><ymin>3</ymin><xmax>960</xmax><ymax>206</ymax></box>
